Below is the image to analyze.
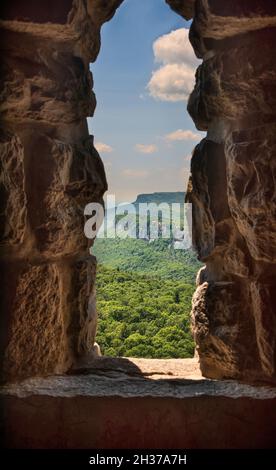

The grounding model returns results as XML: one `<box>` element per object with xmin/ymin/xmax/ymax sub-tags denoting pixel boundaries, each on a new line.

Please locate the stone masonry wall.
<box><xmin>0</xmin><ymin>0</ymin><xmax>275</xmax><ymax>385</ymax></box>
<box><xmin>0</xmin><ymin>0</ymin><xmax>123</xmax><ymax>381</ymax></box>
<box><xmin>166</xmin><ymin>0</ymin><xmax>276</xmax><ymax>383</ymax></box>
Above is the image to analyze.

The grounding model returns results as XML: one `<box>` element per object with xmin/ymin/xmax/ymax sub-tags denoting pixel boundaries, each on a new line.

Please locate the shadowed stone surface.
<box><xmin>166</xmin><ymin>0</ymin><xmax>195</xmax><ymax>20</ymax></box>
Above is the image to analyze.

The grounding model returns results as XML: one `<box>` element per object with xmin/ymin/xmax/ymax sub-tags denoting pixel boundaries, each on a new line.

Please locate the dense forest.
<box><xmin>93</xmin><ymin>237</ymin><xmax>201</xmax><ymax>358</ymax></box>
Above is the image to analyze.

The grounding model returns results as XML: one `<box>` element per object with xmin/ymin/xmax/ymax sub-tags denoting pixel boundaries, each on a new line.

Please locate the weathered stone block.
<box><xmin>24</xmin><ymin>133</ymin><xmax>105</xmax><ymax>258</ymax></box>
<box><xmin>187</xmin><ymin>139</ymin><xmax>228</xmax><ymax>259</ymax></box>
<box><xmin>187</xmin><ymin>139</ymin><xmax>251</xmax><ymax>278</ymax></box>
<box><xmin>0</xmin><ymin>0</ymin><xmax>118</xmax><ymax>382</ymax></box>
<box><xmin>0</xmin><ymin>130</ymin><xmax>26</xmax><ymax>248</ymax></box>
<box><xmin>1</xmin><ymin>262</ymin><xmax>67</xmax><ymax>381</ymax></box>
<box><xmin>191</xmin><ymin>281</ymin><xmax>267</xmax><ymax>382</ymax></box>
<box><xmin>226</xmin><ymin>125</ymin><xmax>276</xmax><ymax>263</ymax></box>
<box><xmin>188</xmin><ymin>38</ymin><xmax>276</xmax><ymax>129</ymax></box>
<box><xmin>0</xmin><ymin>257</ymin><xmax>97</xmax><ymax>382</ymax></box>
<box><xmin>251</xmin><ymin>281</ymin><xmax>276</xmax><ymax>378</ymax></box>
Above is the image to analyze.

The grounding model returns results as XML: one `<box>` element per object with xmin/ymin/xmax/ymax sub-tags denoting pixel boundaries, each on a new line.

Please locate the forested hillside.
<box><xmin>93</xmin><ymin>238</ymin><xmax>200</xmax><ymax>281</ymax></box>
<box><xmin>96</xmin><ymin>266</ymin><xmax>196</xmax><ymax>358</ymax></box>
<box><xmin>93</xmin><ymin>237</ymin><xmax>201</xmax><ymax>358</ymax></box>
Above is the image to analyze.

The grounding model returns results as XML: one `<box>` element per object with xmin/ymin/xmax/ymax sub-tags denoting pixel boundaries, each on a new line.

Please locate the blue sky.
<box><xmin>88</xmin><ymin>0</ymin><xmax>203</xmax><ymax>202</ymax></box>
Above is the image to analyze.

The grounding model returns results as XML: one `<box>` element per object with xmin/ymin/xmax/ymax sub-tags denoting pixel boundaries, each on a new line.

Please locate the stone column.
<box><xmin>0</xmin><ymin>0</ymin><xmax>123</xmax><ymax>381</ymax></box>
<box><xmin>167</xmin><ymin>0</ymin><xmax>276</xmax><ymax>383</ymax></box>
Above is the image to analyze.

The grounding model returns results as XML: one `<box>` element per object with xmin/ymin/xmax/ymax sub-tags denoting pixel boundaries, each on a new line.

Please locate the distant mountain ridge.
<box><xmin>133</xmin><ymin>192</ymin><xmax>185</xmax><ymax>205</ymax></box>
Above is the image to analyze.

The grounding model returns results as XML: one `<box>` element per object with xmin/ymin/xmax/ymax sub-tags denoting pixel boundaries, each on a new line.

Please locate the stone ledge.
<box><xmin>1</xmin><ymin>358</ymin><xmax>276</xmax><ymax>448</ymax></box>
<box><xmin>1</xmin><ymin>357</ymin><xmax>276</xmax><ymax>400</ymax></box>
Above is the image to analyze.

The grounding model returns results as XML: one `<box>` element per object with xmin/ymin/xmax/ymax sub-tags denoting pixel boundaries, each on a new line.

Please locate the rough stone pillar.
<box><xmin>0</xmin><ymin>0</ymin><xmax>123</xmax><ymax>381</ymax></box>
<box><xmin>167</xmin><ymin>0</ymin><xmax>276</xmax><ymax>383</ymax></box>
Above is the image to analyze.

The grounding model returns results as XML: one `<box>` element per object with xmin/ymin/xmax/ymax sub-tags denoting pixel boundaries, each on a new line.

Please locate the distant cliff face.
<box><xmin>134</xmin><ymin>192</ymin><xmax>185</xmax><ymax>205</ymax></box>
<box><xmin>167</xmin><ymin>0</ymin><xmax>276</xmax><ymax>384</ymax></box>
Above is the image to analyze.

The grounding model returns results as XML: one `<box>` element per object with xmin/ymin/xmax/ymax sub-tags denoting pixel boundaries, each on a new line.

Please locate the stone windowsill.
<box><xmin>1</xmin><ymin>357</ymin><xmax>276</xmax><ymax>400</ymax></box>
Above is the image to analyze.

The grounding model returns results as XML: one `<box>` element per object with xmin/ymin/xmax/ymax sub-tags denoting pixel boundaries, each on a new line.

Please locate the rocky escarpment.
<box><xmin>0</xmin><ymin>0</ymin><xmax>123</xmax><ymax>381</ymax></box>
<box><xmin>167</xmin><ymin>0</ymin><xmax>276</xmax><ymax>383</ymax></box>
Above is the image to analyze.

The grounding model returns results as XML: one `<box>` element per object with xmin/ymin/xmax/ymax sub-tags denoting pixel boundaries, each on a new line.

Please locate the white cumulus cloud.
<box><xmin>148</xmin><ymin>28</ymin><xmax>201</xmax><ymax>102</ymax></box>
<box><xmin>165</xmin><ymin>129</ymin><xmax>200</xmax><ymax>142</ymax></box>
<box><xmin>153</xmin><ymin>28</ymin><xmax>198</xmax><ymax>67</ymax></box>
<box><xmin>95</xmin><ymin>141</ymin><xmax>113</xmax><ymax>153</ymax></box>
<box><xmin>135</xmin><ymin>144</ymin><xmax>158</xmax><ymax>154</ymax></box>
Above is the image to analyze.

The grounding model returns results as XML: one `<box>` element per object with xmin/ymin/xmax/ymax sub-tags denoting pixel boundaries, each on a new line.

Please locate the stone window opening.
<box><xmin>85</xmin><ymin>0</ymin><xmax>202</xmax><ymax>365</ymax></box>
<box><xmin>0</xmin><ymin>0</ymin><xmax>276</xmax><ymax>450</ymax></box>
